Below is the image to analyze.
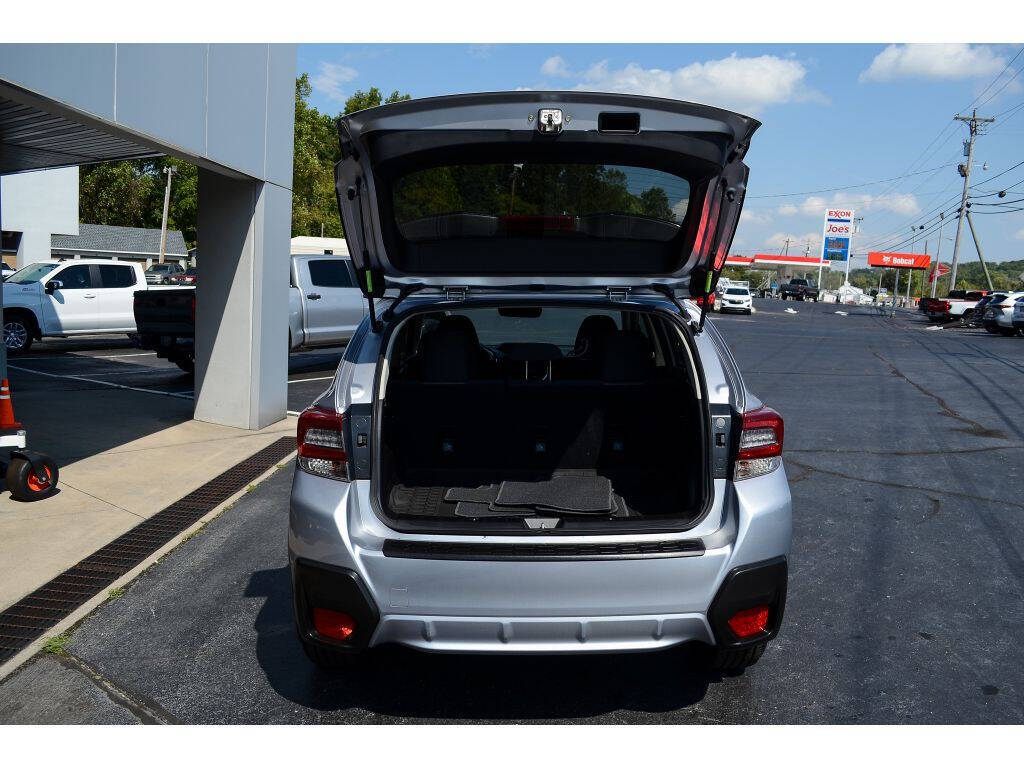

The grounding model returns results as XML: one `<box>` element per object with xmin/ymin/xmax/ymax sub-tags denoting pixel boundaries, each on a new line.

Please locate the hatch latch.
<box><xmin>444</xmin><ymin>286</ymin><xmax>468</xmax><ymax>301</ymax></box>
<box><xmin>606</xmin><ymin>286</ymin><xmax>631</xmax><ymax>303</ymax></box>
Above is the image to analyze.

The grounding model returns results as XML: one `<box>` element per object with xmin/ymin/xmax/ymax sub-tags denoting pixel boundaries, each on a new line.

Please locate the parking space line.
<box><xmin>287</xmin><ymin>376</ymin><xmax>335</xmax><ymax>384</ymax></box>
<box><xmin>7</xmin><ymin>364</ymin><xmax>195</xmax><ymax>400</ymax></box>
<box><xmin>287</xmin><ymin>410</ymin><xmax>303</xmax><ymax>417</ymax></box>
<box><xmin>88</xmin><ymin>351</ymin><xmax>158</xmax><ymax>359</ymax></box>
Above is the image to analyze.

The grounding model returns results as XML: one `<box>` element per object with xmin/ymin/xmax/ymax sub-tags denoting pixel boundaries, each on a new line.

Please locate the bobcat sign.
<box><xmin>821</xmin><ymin>208</ymin><xmax>854</xmax><ymax>265</ymax></box>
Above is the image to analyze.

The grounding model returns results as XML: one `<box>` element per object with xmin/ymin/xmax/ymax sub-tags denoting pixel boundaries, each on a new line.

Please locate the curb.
<box><xmin>0</xmin><ymin>451</ymin><xmax>296</xmax><ymax>682</ymax></box>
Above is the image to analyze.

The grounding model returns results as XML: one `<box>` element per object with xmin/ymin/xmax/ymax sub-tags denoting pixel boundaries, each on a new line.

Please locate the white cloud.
<box><xmin>740</xmin><ymin>208</ymin><xmax>773</xmax><ymax>226</ymax></box>
<box><xmin>540</xmin><ymin>55</ymin><xmax>570</xmax><ymax>78</ymax></box>
<box><xmin>310</xmin><ymin>62</ymin><xmax>358</xmax><ymax>103</ymax></box>
<box><xmin>1014</xmin><ymin>227</ymin><xmax>1024</xmax><ymax>241</ymax></box>
<box><xmin>778</xmin><ymin>193</ymin><xmax>919</xmax><ymax>217</ymax></box>
<box><xmin>859</xmin><ymin>44</ymin><xmax>1005</xmax><ymax>83</ymax></box>
<box><xmin>572</xmin><ymin>53</ymin><xmax>821</xmax><ymax>116</ymax></box>
<box><xmin>766</xmin><ymin>232</ymin><xmax>822</xmax><ymax>252</ymax></box>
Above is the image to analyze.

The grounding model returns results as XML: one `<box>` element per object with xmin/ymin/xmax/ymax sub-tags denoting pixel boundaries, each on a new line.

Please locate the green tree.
<box><xmin>343</xmin><ymin>87</ymin><xmax>411</xmax><ymax>115</ymax></box>
<box><xmin>638</xmin><ymin>187</ymin><xmax>675</xmax><ymax>221</ymax></box>
<box><xmin>79</xmin><ymin>157</ymin><xmax>198</xmax><ymax>246</ymax></box>
<box><xmin>291</xmin><ymin>73</ymin><xmax>343</xmax><ymax>238</ymax></box>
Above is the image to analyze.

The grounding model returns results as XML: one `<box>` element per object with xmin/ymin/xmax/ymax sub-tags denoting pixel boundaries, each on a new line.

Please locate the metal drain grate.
<box><xmin>0</xmin><ymin>436</ymin><xmax>295</xmax><ymax>665</ymax></box>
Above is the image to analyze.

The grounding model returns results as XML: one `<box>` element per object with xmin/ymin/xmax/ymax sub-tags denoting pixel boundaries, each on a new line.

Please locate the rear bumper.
<box><xmin>288</xmin><ymin>465</ymin><xmax>792</xmax><ymax>654</ymax></box>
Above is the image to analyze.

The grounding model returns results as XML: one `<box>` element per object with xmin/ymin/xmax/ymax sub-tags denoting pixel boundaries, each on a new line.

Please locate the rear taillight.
<box><xmin>727</xmin><ymin>605</ymin><xmax>771</xmax><ymax>638</ymax></box>
<box><xmin>297</xmin><ymin>406</ymin><xmax>349</xmax><ymax>480</ymax></box>
<box><xmin>940</xmin><ymin>301</ymin><xmax>951</xmax><ymax>312</ymax></box>
<box><xmin>735</xmin><ymin>406</ymin><xmax>784</xmax><ymax>481</ymax></box>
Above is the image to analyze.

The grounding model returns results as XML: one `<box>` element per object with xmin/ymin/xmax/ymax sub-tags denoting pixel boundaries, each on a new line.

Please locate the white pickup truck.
<box><xmin>2</xmin><ymin>259</ymin><xmax>155</xmax><ymax>353</ymax></box>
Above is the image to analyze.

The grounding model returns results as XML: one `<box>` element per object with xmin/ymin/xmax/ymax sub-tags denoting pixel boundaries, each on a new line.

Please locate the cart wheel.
<box><xmin>6</xmin><ymin>454</ymin><xmax>59</xmax><ymax>501</ymax></box>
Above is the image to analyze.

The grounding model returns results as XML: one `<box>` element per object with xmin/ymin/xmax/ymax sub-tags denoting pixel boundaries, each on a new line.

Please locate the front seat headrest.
<box><xmin>420</xmin><ymin>316</ymin><xmax>479</xmax><ymax>382</ymax></box>
<box><xmin>573</xmin><ymin>314</ymin><xmax>618</xmax><ymax>356</ymax></box>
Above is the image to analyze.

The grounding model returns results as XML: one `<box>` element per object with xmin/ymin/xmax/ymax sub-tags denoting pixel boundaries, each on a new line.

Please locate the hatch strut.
<box><xmin>697</xmin><ymin>270</ymin><xmax>714</xmax><ymax>333</ymax></box>
<box><xmin>653</xmin><ymin>282</ymin><xmax>713</xmax><ymax>334</ymax></box>
<box><xmin>381</xmin><ymin>282</ymin><xmax>426</xmax><ymax>321</ymax></box>
<box><xmin>349</xmin><ymin>177</ymin><xmax>383</xmax><ymax>332</ymax></box>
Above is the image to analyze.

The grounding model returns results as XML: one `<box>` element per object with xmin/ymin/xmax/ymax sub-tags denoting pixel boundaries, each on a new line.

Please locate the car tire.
<box><xmin>998</xmin><ymin>327</ymin><xmax>1016</xmax><ymax>337</ymax></box>
<box><xmin>5</xmin><ymin>454</ymin><xmax>59</xmax><ymax>502</ymax></box>
<box><xmin>712</xmin><ymin>641</ymin><xmax>767</xmax><ymax>673</ymax></box>
<box><xmin>299</xmin><ymin>634</ymin><xmax>359</xmax><ymax>670</ymax></box>
<box><xmin>171</xmin><ymin>354</ymin><xmax>195</xmax><ymax>374</ymax></box>
<box><xmin>3</xmin><ymin>315</ymin><xmax>34</xmax><ymax>354</ymax></box>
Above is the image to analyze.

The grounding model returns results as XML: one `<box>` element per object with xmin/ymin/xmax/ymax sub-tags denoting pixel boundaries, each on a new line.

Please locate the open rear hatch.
<box><xmin>334</xmin><ymin>91</ymin><xmax>759</xmax><ymax>305</ymax></box>
<box><xmin>332</xmin><ymin>92</ymin><xmax>760</xmax><ymax>533</ymax></box>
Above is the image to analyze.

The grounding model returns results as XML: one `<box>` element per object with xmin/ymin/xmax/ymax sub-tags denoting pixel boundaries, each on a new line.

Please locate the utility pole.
<box><xmin>949</xmin><ymin>110</ymin><xmax>993</xmax><ymax>291</ymax></box>
<box><xmin>966</xmin><ymin>211</ymin><xmax>995</xmax><ymax>291</ymax></box>
<box><xmin>158</xmin><ymin>165</ymin><xmax>177</xmax><ymax>265</ymax></box>
<box><xmin>931</xmin><ymin>212</ymin><xmax>946</xmax><ymax>298</ymax></box>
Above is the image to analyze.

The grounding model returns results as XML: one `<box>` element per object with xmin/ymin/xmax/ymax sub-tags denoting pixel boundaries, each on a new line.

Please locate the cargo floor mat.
<box><xmin>495</xmin><ymin>476</ymin><xmax>613</xmax><ymax>513</ymax></box>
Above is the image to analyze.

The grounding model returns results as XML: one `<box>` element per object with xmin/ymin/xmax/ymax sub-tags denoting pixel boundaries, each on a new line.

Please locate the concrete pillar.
<box><xmin>194</xmin><ymin>169</ymin><xmax>291</xmax><ymax>429</ymax></box>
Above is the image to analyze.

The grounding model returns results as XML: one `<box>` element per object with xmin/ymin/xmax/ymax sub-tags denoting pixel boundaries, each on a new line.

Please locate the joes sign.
<box><xmin>821</xmin><ymin>208</ymin><xmax>854</xmax><ymax>264</ymax></box>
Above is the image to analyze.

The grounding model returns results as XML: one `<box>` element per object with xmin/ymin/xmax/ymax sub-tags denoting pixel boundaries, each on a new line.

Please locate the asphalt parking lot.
<box><xmin>2</xmin><ymin>299</ymin><xmax>1023</xmax><ymax>724</ymax></box>
<box><xmin>5</xmin><ymin>336</ymin><xmax>344</xmax><ymax>420</ymax></box>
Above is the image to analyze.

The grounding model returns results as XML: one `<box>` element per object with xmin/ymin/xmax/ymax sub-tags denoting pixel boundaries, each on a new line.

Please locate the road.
<box><xmin>2</xmin><ymin>300</ymin><xmax>1023</xmax><ymax>723</ymax></box>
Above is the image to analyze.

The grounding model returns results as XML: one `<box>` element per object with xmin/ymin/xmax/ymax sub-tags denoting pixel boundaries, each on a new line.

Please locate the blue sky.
<box><xmin>298</xmin><ymin>43</ymin><xmax>1024</xmax><ymax>264</ymax></box>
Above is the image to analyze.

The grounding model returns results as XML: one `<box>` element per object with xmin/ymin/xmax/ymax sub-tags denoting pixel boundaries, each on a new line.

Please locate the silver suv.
<box><xmin>288</xmin><ymin>92</ymin><xmax>792</xmax><ymax>672</ymax></box>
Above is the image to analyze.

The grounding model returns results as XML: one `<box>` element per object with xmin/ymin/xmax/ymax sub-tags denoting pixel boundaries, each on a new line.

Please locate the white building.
<box><xmin>0</xmin><ymin>167</ymin><xmax>79</xmax><ymax>268</ymax></box>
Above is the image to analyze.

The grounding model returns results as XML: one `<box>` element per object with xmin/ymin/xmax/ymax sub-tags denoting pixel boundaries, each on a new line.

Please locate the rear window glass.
<box><xmin>307</xmin><ymin>259</ymin><xmax>354</xmax><ymax>288</ymax></box>
<box><xmin>451</xmin><ymin>308</ymin><xmax>621</xmax><ymax>349</ymax></box>
<box><xmin>99</xmin><ymin>265</ymin><xmax>136</xmax><ymax>288</ymax></box>
<box><xmin>392</xmin><ymin>163</ymin><xmax>689</xmax><ymax>243</ymax></box>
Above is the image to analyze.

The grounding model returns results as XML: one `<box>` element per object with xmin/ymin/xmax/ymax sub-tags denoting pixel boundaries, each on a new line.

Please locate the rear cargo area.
<box><xmin>378</xmin><ymin>305</ymin><xmax>707</xmax><ymax>530</ymax></box>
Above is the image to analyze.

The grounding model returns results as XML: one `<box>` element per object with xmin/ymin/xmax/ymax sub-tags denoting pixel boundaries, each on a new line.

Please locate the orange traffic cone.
<box><xmin>0</xmin><ymin>378</ymin><xmax>22</xmax><ymax>429</ymax></box>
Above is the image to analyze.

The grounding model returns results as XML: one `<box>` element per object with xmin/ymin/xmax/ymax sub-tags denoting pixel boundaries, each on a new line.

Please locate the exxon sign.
<box><xmin>821</xmin><ymin>208</ymin><xmax>854</xmax><ymax>265</ymax></box>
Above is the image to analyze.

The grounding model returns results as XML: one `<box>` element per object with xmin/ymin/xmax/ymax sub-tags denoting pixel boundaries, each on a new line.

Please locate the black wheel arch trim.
<box><xmin>707</xmin><ymin>555</ymin><xmax>787</xmax><ymax>648</ymax></box>
<box><xmin>291</xmin><ymin>558</ymin><xmax>380</xmax><ymax>653</ymax></box>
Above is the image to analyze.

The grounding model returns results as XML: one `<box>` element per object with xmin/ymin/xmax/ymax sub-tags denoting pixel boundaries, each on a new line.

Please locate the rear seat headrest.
<box><xmin>598</xmin><ymin>331</ymin><xmax>654</xmax><ymax>383</ymax></box>
<box><xmin>573</xmin><ymin>314</ymin><xmax>618</xmax><ymax>356</ymax></box>
<box><xmin>420</xmin><ymin>315</ymin><xmax>479</xmax><ymax>382</ymax></box>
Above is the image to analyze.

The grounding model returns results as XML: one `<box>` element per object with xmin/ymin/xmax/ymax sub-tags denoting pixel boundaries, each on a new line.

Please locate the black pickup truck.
<box><xmin>133</xmin><ymin>288</ymin><xmax>195</xmax><ymax>373</ymax></box>
<box><xmin>779</xmin><ymin>278</ymin><xmax>819</xmax><ymax>302</ymax></box>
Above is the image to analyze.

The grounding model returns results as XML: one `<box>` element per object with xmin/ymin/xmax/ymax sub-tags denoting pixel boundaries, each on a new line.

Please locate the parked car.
<box><xmin>779</xmin><ymin>278</ymin><xmax>819</xmax><ymax>301</ymax></box>
<box><xmin>921</xmin><ymin>290</ymin><xmax>989</xmax><ymax>322</ymax></box>
<box><xmin>1012</xmin><ymin>296</ymin><xmax>1024</xmax><ymax>333</ymax></box>
<box><xmin>144</xmin><ymin>262</ymin><xmax>184</xmax><ymax>285</ymax></box>
<box><xmin>2</xmin><ymin>260</ymin><xmax>153</xmax><ymax>353</ymax></box>
<box><xmin>981</xmin><ymin>291</ymin><xmax>1024</xmax><ymax>336</ymax></box>
<box><xmin>289</xmin><ymin>92</ymin><xmax>791</xmax><ymax>674</ymax></box>
<box><xmin>964</xmin><ymin>293</ymin><xmax>1000</xmax><ymax>327</ymax></box>
<box><xmin>171</xmin><ymin>267</ymin><xmax>198</xmax><ymax>285</ymax></box>
<box><xmin>719</xmin><ymin>285</ymin><xmax>753</xmax><ymax>314</ymax></box>
<box><xmin>132</xmin><ymin>252</ymin><xmax>369</xmax><ymax>371</ymax></box>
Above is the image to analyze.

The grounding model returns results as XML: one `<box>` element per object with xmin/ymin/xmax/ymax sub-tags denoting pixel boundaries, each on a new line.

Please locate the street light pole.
<box><xmin>158</xmin><ymin>165</ymin><xmax>177</xmax><ymax>265</ymax></box>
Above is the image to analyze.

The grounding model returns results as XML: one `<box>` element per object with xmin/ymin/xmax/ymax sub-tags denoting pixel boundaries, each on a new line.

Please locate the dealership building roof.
<box><xmin>51</xmin><ymin>223</ymin><xmax>187</xmax><ymax>259</ymax></box>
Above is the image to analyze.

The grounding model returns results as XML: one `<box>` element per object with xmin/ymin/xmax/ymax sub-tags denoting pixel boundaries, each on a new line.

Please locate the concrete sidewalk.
<box><xmin>0</xmin><ymin>390</ymin><xmax>295</xmax><ymax>610</ymax></box>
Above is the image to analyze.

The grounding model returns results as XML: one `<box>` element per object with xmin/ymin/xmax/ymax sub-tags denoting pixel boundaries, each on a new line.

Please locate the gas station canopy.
<box><xmin>726</xmin><ymin>254</ymin><xmax>829</xmax><ymax>269</ymax></box>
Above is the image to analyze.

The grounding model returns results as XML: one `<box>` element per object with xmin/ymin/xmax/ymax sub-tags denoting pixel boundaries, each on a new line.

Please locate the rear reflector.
<box><xmin>727</xmin><ymin>605</ymin><xmax>771</xmax><ymax>638</ymax></box>
<box><xmin>313</xmin><ymin>608</ymin><xmax>356</xmax><ymax>641</ymax></box>
<box><xmin>735</xmin><ymin>406</ymin><xmax>784</xmax><ymax>480</ymax></box>
<box><xmin>297</xmin><ymin>406</ymin><xmax>349</xmax><ymax>480</ymax></box>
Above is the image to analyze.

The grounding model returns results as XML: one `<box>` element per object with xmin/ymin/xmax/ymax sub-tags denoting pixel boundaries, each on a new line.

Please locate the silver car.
<box><xmin>288</xmin><ymin>92</ymin><xmax>792</xmax><ymax>672</ymax></box>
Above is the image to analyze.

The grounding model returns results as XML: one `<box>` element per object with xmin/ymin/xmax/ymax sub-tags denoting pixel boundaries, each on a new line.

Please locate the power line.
<box><xmin>746</xmin><ymin>163</ymin><xmax>955</xmax><ymax>199</ymax></box>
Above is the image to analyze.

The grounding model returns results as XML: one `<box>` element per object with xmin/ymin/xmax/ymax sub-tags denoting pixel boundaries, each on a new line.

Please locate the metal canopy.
<box><xmin>0</xmin><ymin>97</ymin><xmax>161</xmax><ymax>173</ymax></box>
